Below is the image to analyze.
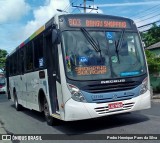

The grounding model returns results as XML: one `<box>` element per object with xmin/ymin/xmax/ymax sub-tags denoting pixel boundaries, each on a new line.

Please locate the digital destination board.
<box><xmin>67</xmin><ymin>17</ymin><xmax>131</xmax><ymax>28</ymax></box>
<box><xmin>75</xmin><ymin>66</ymin><xmax>107</xmax><ymax>75</ymax></box>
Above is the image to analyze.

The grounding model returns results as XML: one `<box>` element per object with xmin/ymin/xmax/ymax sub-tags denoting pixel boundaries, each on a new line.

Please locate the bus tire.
<box><xmin>14</xmin><ymin>91</ymin><xmax>22</xmax><ymax>111</ymax></box>
<box><xmin>43</xmin><ymin>97</ymin><xmax>59</xmax><ymax>126</ymax></box>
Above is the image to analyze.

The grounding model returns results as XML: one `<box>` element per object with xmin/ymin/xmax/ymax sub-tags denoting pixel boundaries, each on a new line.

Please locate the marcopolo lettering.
<box><xmin>101</xmin><ymin>79</ymin><xmax>126</xmax><ymax>84</ymax></box>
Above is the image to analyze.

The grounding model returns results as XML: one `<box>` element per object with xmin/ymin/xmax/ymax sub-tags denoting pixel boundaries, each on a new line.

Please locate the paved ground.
<box><xmin>0</xmin><ymin>93</ymin><xmax>160</xmax><ymax>143</ymax></box>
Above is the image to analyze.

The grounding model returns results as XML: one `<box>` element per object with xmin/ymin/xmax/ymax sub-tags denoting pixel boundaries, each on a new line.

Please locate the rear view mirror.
<box><xmin>52</xmin><ymin>29</ymin><xmax>61</xmax><ymax>44</ymax></box>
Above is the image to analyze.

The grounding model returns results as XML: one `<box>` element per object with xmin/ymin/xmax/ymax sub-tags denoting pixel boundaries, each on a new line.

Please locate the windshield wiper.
<box><xmin>80</xmin><ymin>28</ymin><xmax>100</xmax><ymax>53</ymax></box>
<box><xmin>115</xmin><ymin>30</ymin><xmax>125</xmax><ymax>63</ymax></box>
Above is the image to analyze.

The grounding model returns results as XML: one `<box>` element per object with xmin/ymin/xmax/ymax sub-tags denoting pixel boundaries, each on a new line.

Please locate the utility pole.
<box><xmin>84</xmin><ymin>0</ymin><xmax>86</xmax><ymax>13</ymax></box>
<box><xmin>72</xmin><ymin>0</ymin><xmax>98</xmax><ymax>13</ymax></box>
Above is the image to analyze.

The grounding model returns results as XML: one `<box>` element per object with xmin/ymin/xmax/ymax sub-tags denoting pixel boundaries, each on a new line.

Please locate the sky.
<box><xmin>0</xmin><ymin>0</ymin><xmax>160</xmax><ymax>53</ymax></box>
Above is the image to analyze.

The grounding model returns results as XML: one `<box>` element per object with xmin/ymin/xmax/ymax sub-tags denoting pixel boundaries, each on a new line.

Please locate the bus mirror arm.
<box><xmin>52</xmin><ymin>29</ymin><xmax>61</xmax><ymax>45</ymax></box>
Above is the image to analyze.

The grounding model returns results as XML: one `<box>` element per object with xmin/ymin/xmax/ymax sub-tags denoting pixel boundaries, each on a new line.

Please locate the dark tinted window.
<box><xmin>34</xmin><ymin>36</ymin><xmax>44</xmax><ymax>69</ymax></box>
<box><xmin>18</xmin><ymin>48</ymin><xmax>25</xmax><ymax>74</ymax></box>
<box><xmin>17</xmin><ymin>51</ymin><xmax>19</xmax><ymax>74</ymax></box>
<box><xmin>9</xmin><ymin>56</ymin><xmax>13</xmax><ymax>75</ymax></box>
<box><xmin>13</xmin><ymin>53</ymin><xmax>17</xmax><ymax>74</ymax></box>
<box><xmin>26</xmin><ymin>43</ymin><xmax>33</xmax><ymax>71</ymax></box>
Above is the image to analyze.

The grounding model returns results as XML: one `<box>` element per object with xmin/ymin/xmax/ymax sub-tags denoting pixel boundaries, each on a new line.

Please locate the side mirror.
<box><xmin>52</xmin><ymin>29</ymin><xmax>61</xmax><ymax>44</ymax></box>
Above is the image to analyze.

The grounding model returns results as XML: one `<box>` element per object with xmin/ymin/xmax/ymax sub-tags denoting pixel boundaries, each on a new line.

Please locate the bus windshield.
<box><xmin>62</xmin><ymin>30</ymin><xmax>146</xmax><ymax>81</ymax></box>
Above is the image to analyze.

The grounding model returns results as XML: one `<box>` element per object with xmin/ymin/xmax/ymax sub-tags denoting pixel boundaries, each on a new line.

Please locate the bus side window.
<box><xmin>17</xmin><ymin>51</ymin><xmax>19</xmax><ymax>74</ymax></box>
<box><xmin>9</xmin><ymin>56</ymin><xmax>13</xmax><ymax>76</ymax></box>
<box><xmin>26</xmin><ymin>43</ymin><xmax>33</xmax><ymax>71</ymax></box>
<box><xmin>11</xmin><ymin>56</ymin><xmax>14</xmax><ymax>76</ymax></box>
<box><xmin>19</xmin><ymin>49</ymin><xmax>25</xmax><ymax>74</ymax></box>
<box><xmin>33</xmin><ymin>35</ymin><xmax>44</xmax><ymax>69</ymax></box>
<box><xmin>13</xmin><ymin>53</ymin><xmax>17</xmax><ymax>75</ymax></box>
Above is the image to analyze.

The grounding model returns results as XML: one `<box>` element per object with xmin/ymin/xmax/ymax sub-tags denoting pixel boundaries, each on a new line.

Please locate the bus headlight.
<box><xmin>140</xmin><ymin>77</ymin><xmax>148</xmax><ymax>95</ymax></box>
<box><xmin>67</xmin><ymin>84</ymin><xmax>86</xmax><ymax>102</ymax></box>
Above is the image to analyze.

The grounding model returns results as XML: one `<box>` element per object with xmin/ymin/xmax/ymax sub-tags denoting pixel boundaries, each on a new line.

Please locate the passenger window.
<box><xmin>17</xmin><ymin>52</ymin><xmax>19</xmax><ymax>74</ymax></box>
<box><xmin>19</xmin><ymin>48</ymin><xmax>25</xmax><ymax>74</ymax></box>
<box><xmin>9</xmin><ymin>56</ymin><xmax>13</xmax><ymax>75</ymax></box>
<box><xmin>26</xmin><ymin>43</ymin><xmax>33</xmax><ymax>71</ymax></box>
<box><xmin>34</xmin><ymin>36</ymin><xmax>44</xmax><ymax>69</ymax></box>
<box><xmin>13</xmin><ymin>53</ymin><xmax>17</xmax><ymax>74</ymax></box>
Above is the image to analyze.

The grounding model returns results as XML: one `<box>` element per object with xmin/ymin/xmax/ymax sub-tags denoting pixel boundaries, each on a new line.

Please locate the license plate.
<box><xmin>108</xmin><ymin>102</ymin><xmax>123</xmax><ymax>109</ymax></box>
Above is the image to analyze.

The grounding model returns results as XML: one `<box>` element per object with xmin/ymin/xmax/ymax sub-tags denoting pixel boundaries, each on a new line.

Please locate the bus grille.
<box><xmin>94</xmin><ymin>102</ymin><xmax>135</xmax><ymax>115</ymax></box>
<box><xmin>82</xmin><ymin>81</ymin><xmax>140</xmax><ymax>93</ymax></box>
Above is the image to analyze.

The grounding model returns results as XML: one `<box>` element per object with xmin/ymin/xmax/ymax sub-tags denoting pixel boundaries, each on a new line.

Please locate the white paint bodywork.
<box><xmin>8</xmin><ymin>45</ymin><xmax>151</xmax><ymax>122</ymax></box>
<box><xmin>8</xmin><ymin>38</ymin><xmax>151</xmax><ymax>122</ymax></box>
<box><xmin>9</xmin><ymin>69</ymin><xmax>50</xmax><ymax>111</ymax></box>
<box><xmin>9</xmin><ymin>67</ymin><xmax>151</xmax><ymax>122</ymax></box>
<box><xmin>64</xmin><ymin>90</ymin><xmax>151</xmax><ymax>121</ymax></box>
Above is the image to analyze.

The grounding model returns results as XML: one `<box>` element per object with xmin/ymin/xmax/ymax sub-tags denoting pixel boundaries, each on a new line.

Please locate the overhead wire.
<box><xmin>63</xmin><ymin>0</ymin><xmax>78</xmax><ymax>12</ymax></box>
<box><xmin>89</xmin><ymin>0</ymin><xmax>97</xmax><ymax>13</ymax></box>
<box><xmin>136</xmin><ymin>13</ymin><xmax>160</xmax><ymax>23</ymax></box>
<box><xmin>133</xmin><ymin>6</ymin><xmax>160</xmax><ymax>20</ymax></box>
<box><xmin>130</xmin><ymin>4</ymin><xmax>160</xmax><ymax>18</ymax></box>
<box><xmin>138</xmin><ymin>20</ymin><xmax>160</xmax><ymax>28</ymax></box>
<box><xmin>72</xmin><ymin>0</ymin><xmax>98</xmax><ymax>14</ymax></box>
<box><xmin>128</xmin><ymin>3</ymin><xmax>160</xmax><ymax>31</ymax></box>
<box><xmin>71</xmin><ymin>0</ymin><xmax>84</xmax><ymax>14</ymax></box>
<box><xmin>140</xmin><ymin>26</ymin><xmax>160</xmax><ymax>32</ymax></box>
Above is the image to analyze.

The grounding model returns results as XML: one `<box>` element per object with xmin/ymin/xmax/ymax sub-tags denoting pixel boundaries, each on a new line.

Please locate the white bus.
<box><xmin>0</xmin><ymin>74</ymin><xmax>6</xmax><ymax>94</ymax></box>
<box><xmin>6</xmin><ymin>14</ymin><xmax>151</xmax><ymax>126</ymax></box>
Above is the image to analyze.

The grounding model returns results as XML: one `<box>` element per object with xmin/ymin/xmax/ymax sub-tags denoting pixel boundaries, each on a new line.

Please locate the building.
<box><xmin>146</xmin><ymin>41</ymin><xmax>160</xmax><ymax>56</ymax></box>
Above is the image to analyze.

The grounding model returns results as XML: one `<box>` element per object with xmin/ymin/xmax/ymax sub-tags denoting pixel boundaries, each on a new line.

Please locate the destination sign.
<box><xmin>68</xmin><ymin>18</ymin><xmax>131</xmax><ymax>28</ymax></box>
<box><xmin>75</xmin><ymin>66</ymin><xmax>107</xmax><ymax>75</ymax></box>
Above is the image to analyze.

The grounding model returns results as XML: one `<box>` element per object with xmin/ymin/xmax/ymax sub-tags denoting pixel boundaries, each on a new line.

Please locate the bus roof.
<box><xmin>8</xmin><ymin>13</ymin><xmax>134</xmax><ymax>57</ymax></box>
<box><xmin>7</xmin><ymin>13</ymin><xmax>64</xmax><ymax>57</ymax></box>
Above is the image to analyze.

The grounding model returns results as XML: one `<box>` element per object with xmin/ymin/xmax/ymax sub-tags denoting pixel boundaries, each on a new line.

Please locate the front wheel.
<box><xmin>43</xmin><ymin>98</ymin><xmax>59</xmax><ymax>126</ymax></box>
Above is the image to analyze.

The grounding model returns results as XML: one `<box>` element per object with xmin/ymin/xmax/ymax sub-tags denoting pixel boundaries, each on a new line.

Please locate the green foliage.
<box><xmin>141</xmin><ymin>24</ymin><xmax>160</xmax><ymax>47</ymax></box>
<box><xmin>0</xmin><ymin>49</ymin><xmax>8</xmax><ymax>72</ymax></box>
<box><xmin>145</xmin><ymin>50</ymin><xmax>160</xmax><ymax>74</ymax></box>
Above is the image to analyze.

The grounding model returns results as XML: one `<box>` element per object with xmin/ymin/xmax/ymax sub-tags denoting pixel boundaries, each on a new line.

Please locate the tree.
<box><xmin>145</xmin><ymin>50</ymin><xmax>160</xmax><ymax>74</ymax></box>
<box><xmin>0</xmin><ymin>49</ymin><xmax>8</xmax><ymax>72</ymax></box>
<box><xmin>141</xmin><ymin>23</ymin><xmax>160</xmax><ymax>47</ymax></box>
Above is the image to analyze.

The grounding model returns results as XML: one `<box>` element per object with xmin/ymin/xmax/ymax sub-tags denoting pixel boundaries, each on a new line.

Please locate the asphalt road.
<box><xmin>0</xmin><ymin>93</ymin><xmax>160</xmax><ymax>143</ymax></box>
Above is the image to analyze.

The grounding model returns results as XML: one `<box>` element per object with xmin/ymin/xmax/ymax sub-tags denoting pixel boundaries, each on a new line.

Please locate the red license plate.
<box><xmin>108</xmin><ymin>102</ymin><xmax>123</xmax><ymax>109</ymax></box>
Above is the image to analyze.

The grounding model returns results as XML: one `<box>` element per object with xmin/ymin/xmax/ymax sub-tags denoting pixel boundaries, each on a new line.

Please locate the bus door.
<box><xmin>45</xmin><ymin>32</ymin><xmax>59</xmax><ymax>114</ymax></box>
<box><xmin>18</xmin><ymin>48</ymin><xmax>27</xmax><ymax>107</ymax></box>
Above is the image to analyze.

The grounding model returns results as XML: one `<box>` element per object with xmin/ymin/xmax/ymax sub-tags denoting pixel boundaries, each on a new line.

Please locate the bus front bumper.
<box><xmin>64</xmin><ymin>90</ymin><xmax>151</xmax><ymax>121</ymax></box>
